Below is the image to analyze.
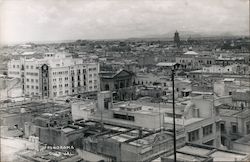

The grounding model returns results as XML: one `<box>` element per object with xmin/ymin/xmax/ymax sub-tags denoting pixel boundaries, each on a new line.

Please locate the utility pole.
<box><xmin>172</xmin><ymin>69</ymin><xmax>177</xmax><ymax>162</ymax></box>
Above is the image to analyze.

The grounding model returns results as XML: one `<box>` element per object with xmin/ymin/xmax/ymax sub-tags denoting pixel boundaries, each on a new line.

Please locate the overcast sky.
<box><xmin>0</xmin><ymin>0</ymin><xmax>249</xmax><ymax>44</ymax></box>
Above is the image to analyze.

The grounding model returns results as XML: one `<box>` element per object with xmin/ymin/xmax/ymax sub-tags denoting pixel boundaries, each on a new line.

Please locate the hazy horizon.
<box><xmin>1</xmin><ymin>0</ymin><xmax>249</xmax><ymax>45</ymax></box>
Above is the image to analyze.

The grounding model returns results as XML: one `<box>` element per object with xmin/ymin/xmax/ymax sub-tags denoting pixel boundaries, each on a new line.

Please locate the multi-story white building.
<box><xmin>8</xmin><ymin>53</ymin><xmax>99</xmax><ymax>98</ymax></box>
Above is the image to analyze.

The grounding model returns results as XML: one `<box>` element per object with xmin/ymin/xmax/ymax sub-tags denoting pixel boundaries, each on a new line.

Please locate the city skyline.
<box><xmin>0</xmin><ymin>0</ymin><xmax>249</xmax><ymax>44</ymax></box>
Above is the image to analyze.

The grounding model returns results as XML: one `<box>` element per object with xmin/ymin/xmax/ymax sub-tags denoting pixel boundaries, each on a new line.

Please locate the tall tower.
<box><xmin>174</xmin><ymin>31</ymin><xmax>180</xmax><ymax>48</ymax></box>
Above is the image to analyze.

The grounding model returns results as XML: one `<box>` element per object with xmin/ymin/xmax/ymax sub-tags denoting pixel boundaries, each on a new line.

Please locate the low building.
<box><xmin>162</xmin><ymin>143</ymin><xmax>250</xmax><ymax>162</ymax></box>
<box><xmin>164</xmin><ymin>96</ymin><xmax>221</xmax><ymax>147</ymax></box>
<box><xmin>82</xmin><ymin>129</ymin><xmax>186</xmax><ymax>162</ymax></box>
<box><xmin>219</xmin><ymin>108</ymin><xmax>250</xmax><ymax>149</ymax></box>
<box><xmin>71</xmin><ymin>101</ymin><xmax>95</xmax><ymax>121</ymax></box>
<box><xmin>92</xmin><ymin>91</ymin><xmax>167</xmax><ymax>129</ymax></box>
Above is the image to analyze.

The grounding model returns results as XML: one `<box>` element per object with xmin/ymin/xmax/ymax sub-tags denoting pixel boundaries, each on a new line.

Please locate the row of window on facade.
<box><xmin>52</xmin><ymin>82</ymin><xmax>97</xmax><ymax>89</ymax></box>
<box><xmin>8</xmin><ymin>71</ymin><xmax>20</xmax><ymax>75</ymax></box>
<box><xmin>53</xmin><ymin>84</ymin><xmax>69</xmax><ymax>89</ymax></box>
<box><xmin>220</xmin><ymin>121</ymin><xmax>250</xmax><ymax>134</ymax></box>
<box><xmin>136</xmin><ymin>80</ymin><xmax>168</xmax><ymax>87</ymax></box>
<box><xmin>26</xmin><ymin>78</ymin><xmax>39</xmax><ymax>83</ymax></box>
<box><xmin>70</xmin><ymin>69</ymin><xmax>86</xmax><ymax>75</ymax></box>
<box><xmin>26</xmin><ymin>72</ymin><xmax>39</xmax><ymax>76</ymax></box>
<box><xmin>88</xmin><ymin>67</ymin><xmax>97</xmax><ymax>71</ymax></box>
<box><xmin>26</xmin><ymin>85</ymin><xmax>39</xmax><ymax>89</ymax></box>
<box><xmin>12</xmin><ymin>64</ymin><xmax>39</xmax><ymax>69</ymax></box>
<box><xmin>53</xmin><ymin>91</ymin><xmax>68</xmax><ymax>96</ymax></box>
<box><xmin>53</xmin><ymin>71</ymin><xmax>69</xmax><ymax>75</ymax></box>
<box><xmin>188</xmin><ymin>124</ymin><xmax>214</xmax><ymax>142</ymax></box>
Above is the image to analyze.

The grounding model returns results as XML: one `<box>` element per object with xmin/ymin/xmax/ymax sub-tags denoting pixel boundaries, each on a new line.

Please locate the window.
<box><xmin>36</xmin><ymin>79</ymin><xmax>38</xmax><ymax>83</ymax></box>
<box><xmin>246</xmin><ymin>122</ymin><xmax>250</xmax><ymax>134</ymax></box>
<box><xmin>27</xmin><ymin>79</ymin><xmax>29</xmax><ymax>82</ymax></box>
<box><xmin>53</xmin><ymin>92</ymin><xmax>57</xmax><ymax>97</ymax></box>
<box><xmin>231</xmin><ymin>122</ymin><xmax>238</xmax><ymax>134</ymax></box>
<box><xmin>229</xmin><ymin>91</ymin><xmax>232</xmax><ymax>95</ymax></box>
<box><xmin>220</xmin><ymin>122</ymin><xmax>225</xmax><ymax>132</ymax></box>
<box><xmin>31</xmin><ymin>85</ymin><xmax>34</xmax><ymax>89</ymax></box>
<box><xmin>188</xmin><ymin>129</ymin><xmax>199</xmax><ymax>142</ymax></box>
<box><xmin>105</xmin><ymin>84</ymin><xmax>109</xmax><ymax>90</ymax></box>
<box><xmin>27</xmin><ymin>85</ymin><xmax>29</xmax><ymax>88</ymax></box>
<box><xmin>31</xmin><ymin>79</ymin><xmax>34</xmax><ymax>82</ymax></box>
<box><xmin>113</xmin><ymin>113</ymin><xmax>135</xmax><ymax>121</ymax></box>
<box><xmin>65</xmin><ymin>77</ymin><xmax>68</xmax><ymax>81</ymax></box>
<box><xmin>203</xmin><ymin>124</ymin><xmax>213</xmax><ymax>136</ymax></box>
<box><xmin>65</xmin><ymin>84</ymin><xmax>68</xmax><ymax>87</ymax></box>
<box><xmin>31</xmin><ymin>65</ymin><xmax>34</xmax><ymax>69</ymax></box>
<box><xmin>89</xmin><ymin>74</ymin><xmax>92</xmax><ymax>77</ymax></box>
<box><xmin>36</xmin><ymin>86</ymin><xmax>38</xmax><ymax>89</ymax></box>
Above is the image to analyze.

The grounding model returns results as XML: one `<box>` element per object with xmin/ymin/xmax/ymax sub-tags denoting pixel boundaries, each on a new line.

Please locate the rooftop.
<box><xmin>220</xmin><ymin>108</ymin><xmax>250</xmax><ymax>118</ymax></box>
<box><xmin>165</xmin><ymin>143</ymin><xmax>249</xmax><ymax>162</ymax></box>
<box><xmin>164</xmin><ymin>117</ymin><xmax>204</xmax><ymax>126</ymax></box>
<box><xmin>234</xmin><ymin>135</ymin><xmax>250</xmax><ymax>145</ymax></box>
<box><xmin>156</xmin><ymin>62</ymin><xmax>177</xmax><ymax>67</ymax></box>
<box><xmin>184</xmin><ymin>51</ymin><xmax>198</xmax><ymax>55</ymax></box>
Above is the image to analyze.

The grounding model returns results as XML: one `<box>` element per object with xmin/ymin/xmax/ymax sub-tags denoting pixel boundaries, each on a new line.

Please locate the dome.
<box><xmin>184</xmin><ymin>51</ymin><xmax>198</xmax><ymax>55</ymax></box>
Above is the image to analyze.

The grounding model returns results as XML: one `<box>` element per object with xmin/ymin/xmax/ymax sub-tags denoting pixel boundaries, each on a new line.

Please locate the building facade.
<box><xmin>7</xmin><ymin>53</ymin><xmax>99</xmax><ymax>98</ymax></box>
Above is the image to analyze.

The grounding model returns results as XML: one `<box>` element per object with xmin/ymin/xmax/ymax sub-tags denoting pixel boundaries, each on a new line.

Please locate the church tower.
<box><xmin>174</xmin><ymin>31</ymin><xmax>180</xmax><ymax>48</ymax></box>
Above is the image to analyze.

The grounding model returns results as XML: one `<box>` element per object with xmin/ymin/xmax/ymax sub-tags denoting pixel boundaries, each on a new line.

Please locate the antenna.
<box><xmin>172</xmin><ymin>68</ymin><xmax>177</xmax><ymax>162</ymax></box>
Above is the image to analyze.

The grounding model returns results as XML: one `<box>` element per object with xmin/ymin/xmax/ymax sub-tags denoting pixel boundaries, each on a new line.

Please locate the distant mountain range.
<box><xmin>127</xmin><ymin>31</ymin><xmax>248</xmax><ymax>41</ymax></box>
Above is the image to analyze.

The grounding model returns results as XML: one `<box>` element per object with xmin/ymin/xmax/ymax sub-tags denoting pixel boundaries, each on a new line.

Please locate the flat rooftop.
<box><xmin>128</xmin><ymin>131</ymin><xmax>172</xmax><ymax>147</ymax></box>
<box><xmin>235</xmin><ymin>135</ymin><xmax>250</xmax><ymax>145</ymax></box>
<box><xmin>167</xmin><ymin>152</ymin><xmax>208</xmax><ymax>161</ymax></box>
<box><xmin>164</xmin><ymin>117</ymin><xmax>204</xmax><ymax>126</ymax></box>
<box><xmin>220</xmin><ymin>108</ymin><xmax>250</xmax><ymax>118</ymax></box>
<box><xmin>165</xmin><ymin>144</ymin><xmax>249</xmax><ymax>162</ymax></box>
<box><xmin>210</xmin><ymin>151</ymin><xmax>247</xmax><ymax>161</ymax></box>
<box><xmin>220</xmin><ymin>109</ymin><xmax>239</xmax><ymax>116</ymax></box>
<box><xmin>178</xmin><ymin>145</ymin><xmax>211</xmax><ymax>156</ymax></box>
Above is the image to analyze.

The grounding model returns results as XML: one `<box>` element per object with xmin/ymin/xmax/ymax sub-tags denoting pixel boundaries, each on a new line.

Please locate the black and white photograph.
<box><xmin>0</xmin><ymin>0</ymin><xmax>249</xmax><ymax>161</ymax></box>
